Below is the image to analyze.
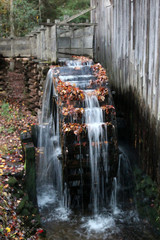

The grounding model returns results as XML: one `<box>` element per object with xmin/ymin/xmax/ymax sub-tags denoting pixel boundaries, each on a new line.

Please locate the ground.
<box><xmin>0</xmin><ymin>71</ymin><xmax>44</xmax><ymax>239</ymax></box>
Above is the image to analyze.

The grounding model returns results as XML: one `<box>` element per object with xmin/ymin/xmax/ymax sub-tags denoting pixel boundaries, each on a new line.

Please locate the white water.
<box><xmin>81</xmin><ymin>215</ymin><xmax>117</xmax><ymax>235</ymax></box>
<box><xmin>59</xmin><ymin>75</ymin><xmax>93</xmax><ymax>81</ymax></box>
<box><xmin>110</xmin><ymin>177</ymin><xmax>120</xmax><ymax>215</ymax></box>
<box><xmin>85</xmin><ymin>93</ymin><xmax>108</xmax><ymax>214</ymax></box>
<box><xmin>65</xmin><ymin>59</ymin><xmax>93</xmax><ymax>67</ymax></box>
<box><xmin>38</xmin><ymin>69</ymin><xmax>63</xmax><ymax>201</ymax></box>
<box><xmin>117</xmin><ymin>150</ymin><xmax>132</xmax><ymax>188</ymax></box>
<box><xmin>37</xmin><ymin>184</ymin><xmax>71</xmax><ymax>223</ymax></box>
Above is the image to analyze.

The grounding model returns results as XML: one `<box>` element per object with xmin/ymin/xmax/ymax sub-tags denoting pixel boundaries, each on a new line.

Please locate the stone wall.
<box><xmin>0</xmin><ymin>57</ymin><xmax>9</xmax><ymax>98</ymax></box>
<box><xmin>90</xmin><ymin>0</ymin><xmax>160</xmax><ymax>184</ymax></box>
<box><xmin>0</xmin><ymin>57</ymin><xmax>50</xmax><ymax>114</ymax></box>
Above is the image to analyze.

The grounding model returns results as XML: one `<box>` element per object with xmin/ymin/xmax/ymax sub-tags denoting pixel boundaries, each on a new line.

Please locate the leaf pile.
<box><xmin>53</xmin><ymin>57</ymin><xmax>114</xmax><ymax>137</ymax></box>
<box><xmin>62</xmin><ymin>123</ymin><xmax>86</xmax><ymax>135</ymax></box>
<box><xmin>0</xmin><ymin>100</ymin><xmax>42</xmax><ymax>239</ymax></box>
<box><xmin>56</xmin><ymin>80</ymin><xmax>85</xmax><ymax>103</ymax></box>
<box><xmin>90</xmin><ymin>63</ymin><xmax>108</xmax><ymax>86</ymax></box>
<box><xmin>62</xmin><ymin>106</ymin><xmax>84</xmax><ymax>118</ymax></box>
<box><xmin>101</xmin><ymin>105</ymin><xmax>115</xmax><ymax>114</ymax></box>
<box><xmin>0</xmin><ymin>186</ymin><xmax>26</xmax><ymax>239</ymax></box>
<box><xmin>72</xmin><ymin>55</ymin><xmax>92</xmax><ymax>64</ymax></box>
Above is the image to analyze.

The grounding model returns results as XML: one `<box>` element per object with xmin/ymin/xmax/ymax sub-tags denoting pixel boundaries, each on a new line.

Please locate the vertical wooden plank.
<box><xmin>157</xmin><ymin>2</ymin><xmax>160</xmax><ymax>121</ymax></box>
<box><xmin>152</xmin><ymin>0</ymin><xmax>159</xmax><ymax>118</ymax></box>
<box><xmin>142</xmin><ymin>0</ymin><xmax>147</xmax><ymax>102</ymax></box>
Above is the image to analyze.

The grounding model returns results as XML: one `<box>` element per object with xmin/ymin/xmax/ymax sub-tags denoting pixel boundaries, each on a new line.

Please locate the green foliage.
<box><xmin>1</xmin><ymin>102</ymin><xmax>10</xmax><ymax>116</ymax></box>
<box><xmin>134</xmin><ymin>167</ymin><xmax>160</xmax><ymax>231</ymax></box>
<box><xmin>16</xmin><ymin>195</ymin><xmax>29</xmax><ymax>214</ymax></box>
<box><xmin>1</xmin><ymin>101</ymin><xmax>14</xmax><ymax>122</ymax></box>
<box><xmin>0</xmin><ymin>0</ymin><xmax>90</xmax><ymax>37</ymax></box>
<box><xmin>40</xmin><ymin>0</ymin><xmax>65</xmax><ymax>22</ymax></box>
<box><xmin>0</xmin><ymin>0</ymin><xmax>10</xmax><ymax>37</ymax></box>
<box><xmin>7</xmin><ymin>126</ymin><xmax>15</xmax><ymax>133</ymax></box>
<box><xmin>13</xmin><ymin>0</ymin><xmax>39</xmax><ymax>37</ymax></box>
<box><xmin>0</xmin><ymin>126</ymin><xmax>5</xmax><ymax>133</ymax></box>
<box><xmin>31</xmin><ymin>0</ymin><xmax>90</xmax><ymax>23</ymax></box>
<box><xmin>0</xmin><ymin>0</ymin><xmax>38</xmax><ymax>37</ymax></box>
<box><xmin>58</xmin><ymin>0</ymin><xmax>90</xmax><ymax>23</ymax></box>
<box><xmin>8</xmin><ymin>176</ymin><xmax>18</xmax><ymax>187</ymax></box>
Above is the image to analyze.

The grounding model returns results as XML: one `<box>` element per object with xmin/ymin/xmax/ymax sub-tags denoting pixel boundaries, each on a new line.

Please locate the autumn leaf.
<box><xmin>6</xmin><ymin>227</ymin><xmax>11</xmax><ymax>233</ymax></box>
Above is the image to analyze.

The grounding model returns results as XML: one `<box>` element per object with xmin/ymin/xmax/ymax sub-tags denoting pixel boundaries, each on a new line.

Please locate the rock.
<box><xmin>0</xmin><ymin>56</ymin><xmax>50</xmax><ymax>113</ymax></box>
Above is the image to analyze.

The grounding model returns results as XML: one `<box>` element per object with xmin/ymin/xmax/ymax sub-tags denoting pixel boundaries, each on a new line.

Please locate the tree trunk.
<box><xmin>39</xmin><ymin>0</ymin><xmax>42</xmax><ymax>22</ymax></box>
<box><xmin>10</xmin><ymin>0</ymin><xmax>14</xmax><ymax>37</ymax></box>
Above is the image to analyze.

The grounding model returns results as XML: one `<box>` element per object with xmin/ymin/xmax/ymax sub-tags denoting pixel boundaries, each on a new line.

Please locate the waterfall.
<box><xmin>37</xmin><ymin>58</ymin><xmax>116</xmax><ymax>214</ymax></box>
<box><xmin>117</xmin><ymin>150</ymin><xmax>134</xmax><ymax>208</ymax></box>
<box><xmin>110</xmin><ymin>148</ymin><xmax>134</xmax><ymax>213</ymax></box>
<box><xmin>85</xmin><ymin>92</ymin><xmax>108</xmax><ymax>214</ymax></box>
<box><xmin>38</xmin><ymin>68</ymin><xmax>63</xmax><ymax>200</ymax></box>
<box><xmin>35</xmin><ymin>58</ymin><xmax>156</xmax><ymax>240</ymax></box>
<box><xmin>37</xmin><ymin>60</ymin><xmax>150</xmax><ymax>240</ymax></box>
<box><xmin>110</xmin><ymin>177</ymin><xmax>119</xmax><ymax>214</ymax></box>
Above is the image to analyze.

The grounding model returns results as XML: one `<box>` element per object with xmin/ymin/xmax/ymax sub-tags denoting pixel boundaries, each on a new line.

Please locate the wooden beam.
<box><xmin>41</xmin><ymin>23</ymin><xmax>97</xmax><ymax>27</ymax></box>
<box><xmin>59</xmin><ymin>6</ymin><xmax>96</xmax><ymax>25</ymax></box>
<box><xmin>57</xmin><ymin>23</ymin><xmax>97</xmax><ymax>27</ymax></box>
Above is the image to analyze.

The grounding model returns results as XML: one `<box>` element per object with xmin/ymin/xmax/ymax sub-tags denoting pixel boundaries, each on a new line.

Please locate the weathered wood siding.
<box><xmin>57</xmin><ymin>25</ymin><xmax>94</xmax><ymax>58</ymax></box>
<box><xmin>0</xmin><ymin>38</ymin><xmax>30</xmax><ymax>57</ymax></box>
<box><xmin>91</xmin><ymin>0</ymin><xmax>160</xmax><ymax>183</ymax></box>
<box><xmin>0</xmin><ymin>24</ymin><xmax>94</xmax><ymax>62</ymax></box>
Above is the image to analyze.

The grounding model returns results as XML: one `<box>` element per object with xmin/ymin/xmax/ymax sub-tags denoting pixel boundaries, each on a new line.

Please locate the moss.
<box><xmin>16</xmin><ymin>195</ymin><xmax>29</xmax><ymax>214</ymax></box>
<box><xmin>21</xmin><ymin>209</ymin><xmax>30</xmax><ymax>216</ymax></box>
<box><xmin>34</xmin><ymin>215</ymin><xmax>41</xmax><ymax>227</ymax></box>
<box><xmin>32</xmin><ymin>207</ymin><xmax>38</xmax><ymax>215</ymax></box>
<box><xmin>8</xmin><ymin>177</ymin><xmax>18</xmax><ymax>187</ymax></box>
<box><xmin>134</xmin><ymin>167</ymin><xmax>160</xmax><ymax>231</ymax></box>
<box><xmin>24</xmin><ymin>143</ymin><xmax>37</xmax><ymax>204</ymax></box>
<box><xmin>25</xmin><ymin>201</ymin><xmax>34</xmax><ymax>212</ymax></box>
<box><xmin>18</xmin><ymin>190</ymin><xmax>24</xmax><ymax>198</ymax></box>
<box><xmin>14</xmin><ymin>189</ymin><xmax>24</xmax><ymax>198</ymax></box>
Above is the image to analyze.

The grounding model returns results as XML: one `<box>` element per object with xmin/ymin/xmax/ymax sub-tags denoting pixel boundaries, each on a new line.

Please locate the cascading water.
<box><xmin>37</xmin><ymin>69</ymin><xmax>63</xmax><ymax>202</ymax></box>
<box><xmin>110</xmin><ymin>177</ymin><xmax>119</xmax><ymax>214</ymax></box>
<box><xmin>85</xmin><ymin>93</ymin><xmax>108</xmax><ymax>214</ymax></box>
<box><xmin>110</xmin><ymin>148</ymin><xmax>134</xmax><ymax>214</ymax></box>
<box><xmin>36</xmin><ymin>57</ymin><xmax>157</xmax><ymax>240</ymax></box>
<box><xmin>117</xmin><ymin>148</ymin><xmax>134</xmax><ymax>209</ymax></box>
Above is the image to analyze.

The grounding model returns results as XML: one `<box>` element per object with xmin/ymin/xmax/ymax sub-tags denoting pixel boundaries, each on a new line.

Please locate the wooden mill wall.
<box><xmin>90</xmin><ymin>0</ymin><xmax>160</xmax><ymax>183</ymax></box>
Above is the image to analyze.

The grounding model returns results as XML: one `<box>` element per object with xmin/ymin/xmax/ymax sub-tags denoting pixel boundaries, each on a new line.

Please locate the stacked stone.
<box><xmin>0</xmin><ymin>57</ymin><xmax>9</xmax><ymax>99</ymax></box>
<box><xmin>24</xmin><ymin>60</ymin><xmax>40</xmax><ymax>112</ymax></box>
<box><xmin>24</xmin><ymin>60</ymin><xmax>49</xmax><ymax>114</ymax></box>
<box><xmin>0</xmin><ymin>57</ymin><xmax>50</xmax><ymax>114</ymax></box>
